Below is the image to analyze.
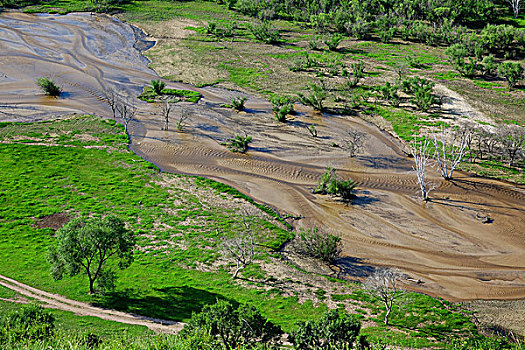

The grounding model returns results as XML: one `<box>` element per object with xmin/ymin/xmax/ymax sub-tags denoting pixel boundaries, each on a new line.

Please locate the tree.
<box><xmin>221</xmin><ymin>216</ymin><xmax>256</xmax><ymax>279</ymax></box>
<box><xmin>298</xmin><ymin>82</ymin><xmax>328</xmax><ymax>112</ymax></box>
<box><xmin>48</xmin><ymin>215</ymin><xmax>135</xmax><ymax>294</ymax></box>
<box><xmin>289</xmin><ymin>309</ymin><xmax>367</xmax><ymax>350</ymax></box>
<box><xmin>102</xmin><ymin>88</ymin><xmax>119</xmax><ymax>120</ymax></box>
<box><xmin>364</xmin><ymin>268</ymin><xmax>406</xmax><ymax>326</ymax></box>
<box><xmin>295</xmin><ymin>227</ymin><xmax>341</xmax><ymax>265</ymax></box>
<box><xmin>344</xmin><ymin>128</ymin><xmax>367</xmax><ymax>157</ymax></box>
<box><xmin>410</xmin><ymin>136</ymin><xmax>433</xmax><ymax>201</ymax></box>
<box><xmin>507</xmin><ymin>0</ymin><xmax>523</xmax><ymax>18</ymax></box>
<box><xmin>116</xmin><ymin>98</ymin><xmax>136</xmax><ymax>135</ymax></box>
<box><xmin>433</xmin><ymin>125</ymin><xmax>470</xmax><ymax>180</ymax></box>
<box><xmin>181</xmin><ymin>300</ymin><xmax>283</xmax><ymax>349</ymax></box>
<box><xmin>161</xmin><ymin>100</ymin><xmax>172</xmax><ymax>131</ymax></box>
<box><xmin>36</xmin><ymin>77</ymin><xmax>61</xmax><ymax>97</ymax></box>
<box><xmin>498</xmin><ymin>62</ymin><xmax>524</xmax><ymax>90</ymax></box>
<box><xmin>176</xmin><ymin>108</ymin><xmax>190</xmax><ymax>132</ymax></box>
<box><xmin>497</xmin><ymin>124</ymin><xmax>525</xmax><ymax>166</ymax></box>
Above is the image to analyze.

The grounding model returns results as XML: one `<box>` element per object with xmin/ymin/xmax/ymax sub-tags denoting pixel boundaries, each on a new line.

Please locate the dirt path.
<box><xmin>0</xmin><ymin>275</ymin><xmax>184</xmax><ymax>333</ymax></box>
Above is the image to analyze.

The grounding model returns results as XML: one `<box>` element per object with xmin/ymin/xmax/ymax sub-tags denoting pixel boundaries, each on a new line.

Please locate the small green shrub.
<box><xmin>270</xmin><ymin>95</ymin><xmax>294</xmax><ymax>122</ymax></box>
<box><xmin>378</xmin><ymin>82</ymin><xmax>401</xmax><ymax>107</ymax></box>
<box><xmin>222</xmin><ymin>134</ymin><xmax>252</xmax><ymax>153</ymax></box>
<box><xmin>347</xmin><ymin>61</ymin><xmax>365</xmax><ymax>88</ymax></box>
<box><xmin>231</xmin><ymin>96</ymin><xmax>247</xmax><ymax>111</ymax></box>
<box><xmin>297</xmin><ymin>82</ymin><xmax>328</xmax><ymax>112</ymax></box>
<box><xmin>36</xmin><ymin>77</ymin><xmax>61</xmax><ymax>97</ymax></box>
<box><xmin>0</xmin><ymin>303</ymin><xmax>55</xmax><ymax>343</ymax></box>
<box><xmin>246</xmin><ymin>20</ymin><xmax>280</xmax><ymax>44</ymax></box>
<box><xmin>401</xmin><ymin>77</ymin><xmax>436</xmax><ymax>111</ymax></box>
<box><xmin>323</xmin><ymin>33</ymin><xmax>343</xmax><ymax>51</ymax></box>
<box><xmin>151</xmin><ymin>79</ymin><xmax>165</xmax><ymax>95</ymax></box>
<box><xmin>314</xmin><ymin>167</ymin><xmax>356</xmax><ymax>202</ymax></box>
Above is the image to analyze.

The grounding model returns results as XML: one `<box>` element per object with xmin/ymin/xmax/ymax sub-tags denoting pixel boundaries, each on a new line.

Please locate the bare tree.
<box><xmin>161</xmin><ymin>100</ymin><xmax>172</xmax><ymax>131</ymax></box>
<box><xmin>344</xmin><ymin>128</ymin><xmax>367</xmax><ymax>158</ymax></box>
<box><xmin>116</xmin><ymin>99</ymin><xmax>136</xmax><ymax>135</ymax></box>
<box><xmin>507</xmin><ymin>0</ymin><xmax>523</xmax><ymax>18</ymax></box>
<box><xmin>364</xmin><ymin>268</ymin><xmax>406</xmax><ymax>326</ymax></box>
<box><xmin>476</xmin><ymin>130</ymin><xmax>499</xmax><ymax>161</ymax></box>
<box><xmin>176</xmin><ymin>108</ymin><xmax>190</xmax><ymax>132</ymax></box>
<box><xmin>433</xmin><ymin>125</ymin><xmax>470</xmax><ymax>180</ymax></box>
<box><xmin>222</xmin><ymin>216</ymin><xmax>255</xmax><ymax>279</ymax></box>
<box><xmin>497</xmin><ymin>124</ymin><xmax>525</xmax><ymax>166</ymax></box>
<box><xmin>102</xmin><ymin>88</ymin><xmax>119</xmax><ymax>120</ymax></box>
<box><xmin>410</xmin><ymin>136</ymin><xmax>433</xmax><ymax>201</ymax></box>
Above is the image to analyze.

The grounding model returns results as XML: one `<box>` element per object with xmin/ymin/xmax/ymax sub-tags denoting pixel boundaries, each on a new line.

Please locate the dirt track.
<box><xmin>0</xmin><ymin>11</ymin><xmax>524</xmax><ymax>304</ymax></box>
<box><xmin>0</xmin><ymin>275</ymin><xmax>183</xmax><ymax>333</ymax></box>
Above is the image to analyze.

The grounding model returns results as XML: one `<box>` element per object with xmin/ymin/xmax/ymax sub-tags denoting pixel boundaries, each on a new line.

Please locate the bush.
<box><xmin>314</xmin><ymin>167</ymin><xmax>356</xmax><ymax>202</ymax></box>
<box><xmin>231</xmin><ymin>96</ymin><xmax>247</xmax><ymax>111</ymax></box>
<box><xmin>323</xmin><ymin>33</ymin><xmax>343</xmax><ymax>51</ymax></box>
<box><xmin>378</xmin><ymin>82</ymin><xmax>400</xmax><ymax>107</ymax></box>
<box><xmin>498</xmin><ymin>62</ymin><xmax>524</xmax><ymax>90</ymax></box>
<box><xmin>222</xmin><ymin>134</ymin><xmax>252</xmax><ymax>153</ymax></box>
<box><xmin>289</xmin><ymin>309</ymin><xmax>366</xmax><ymax>350</ymax></box>
<box><xmin>0</xmin><ymin>303</ymin><xmax>55</xmax><ymax>343</ymax></box>
<box><xmin>181</xmin><ymin>300</ymin><xmax>283</xmax><ymax>349</ymax></box>
<box><xmin>347</xmin><ymin>61</ymin><xmax>365</xmax><ymax>88</ymax></box>
<box><xmin>246</xmin><ymin>20</ymin><xmax>280</xmax><ymax>44</ymax></box>
<box><xmin>36</xmin><ymin>77</ymin><xmax>61</xmax><ymax>97</ymax></box>
<box><xmin>481</xmin><ymin>55</ymin><xmax>498</xmax><ymax>77</ymax></box>
<box><xmin>344</xmin><ymin>20</ymin><xmax>370</xmax><ymax>40</ymax></box>
<box><xmin>480</xmin><ymin>24</ymin><xmax>517</xmax><ymax>54</ymax></box>
<box><xmin>295</xmin><ymin>227</ymin><xmax>341</xmax><ymax>264</ymax></box>
<box><xmin>401</xmin><ymin>77</ymin><xmax>436</xmax><ymax>111</ymax></box>
<box><xmin>297</xmin><ymin>82</ymin><xmax>328</xmax><ymax>112</ymax></box>
<box><xmin>270</xmin><ymin>95</ymin><xmax>294</xmax><ymax>122</ymax></box>
<box><xmin>151</xmin><ymin>79</ymin><xmax>166</xmax><ymax>95</ymax></box>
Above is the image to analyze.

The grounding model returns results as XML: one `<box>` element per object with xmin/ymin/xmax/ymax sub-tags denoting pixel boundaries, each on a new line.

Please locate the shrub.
<box><xmin>231</xmin><ymin>96</ymin><xmax>247</xmax><ymax>111</ymax></box>
<box><xmin>246</xmin><ymin>20</ymin><xmax>280</xmax><ymax>44</ymax></box>
<box><xmin>347</xmin><ymin>61</ymin><xmax>365</xmax><ymax>88</ymax></box>
<box><xmin>36</xmin><ymin>77</ymin><xmax>61</xmax><ymax>97</ymax></box>
<box><xmin>401</xmin><ymin>77</ymin><xmax>436</xmax><ymax>111</ymax></box>
<box><xmin>222</xmin><ymin>134</ymin><xmax>252</xmax><ymax>153</ymax></box>
<box><xmin>498</xmin><ymin>62</ymin><xmax>524</xmax><ymax>90</ymax></box>
<box><xmin>378</xmin><ymin>82</ymin><xmax>401</xmax><ymax>107</ymax></box>
<box><xmin>344</xmin><ymin>20</ymin><xmax>370</xmax><ymax>40</ymax></box>
<box><xmin>481</xmin><ymin>55</ymin><xmax>498</xmax><ymax>77</ymax></box>
<box><xmin>0</xmin><ymin>303</ymin><xmax>55</xmax><ymax>343</ymax></box>
<box><xmin>181</xmin><ymin>300</ymin><xmax>283</xmax><ymax>349</ymax></box>
<box><xmin>151</xmin><ymin>79</ymin><xmax>166</xmax><ymax>95</ymax></box>
<box><xmin>295</xmin><ymin>227</ymin><xmax>341</xmax><ymax>264</ymax></box>
<box><xmin>378</xmin><ymin>27</ymin><xmax>395</xmax><ymax>43</ymax></box>
<box><xmin>270</xmin><ymin>95</ymin><xmax>294</xmax><ymax>122</ymax></box>
<box><xmin>480</xmin><ymin>24</ymin><xmax>517</xmax><ymax>53</ymax></box>
<box><xmin>297</xmin><ymin>82</ymin><xmax>328</xmax><ymax>112</ymax></box>
<box><xmin>289</xmin><ymin>310</ymin><xmax>366</xmax><ymax>350</ymax></box>
<box><xmin>323</xmin><ymin>32</ymin><xmax>343</xmax><ymax>51</ymax></box>
<box><xmin>314</xmin><ymin>167</ymin><xmax>357</xmax><ymax>202</ymax></box>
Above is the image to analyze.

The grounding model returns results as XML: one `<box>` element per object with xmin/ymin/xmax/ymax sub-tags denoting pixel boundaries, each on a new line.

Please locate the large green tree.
<box><xmin>48</xmin><ymin>215</ymin><xmax>135</xmax><ymax>294</ymax></box>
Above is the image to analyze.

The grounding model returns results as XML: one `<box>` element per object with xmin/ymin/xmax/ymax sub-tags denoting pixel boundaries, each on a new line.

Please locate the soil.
<box><xmin>1</xmin><ymin>11</ymin><xmax>524</xmax><ymax>334</ymax></box>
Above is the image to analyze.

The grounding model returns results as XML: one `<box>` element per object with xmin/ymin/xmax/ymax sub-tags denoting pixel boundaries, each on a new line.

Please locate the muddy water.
<box><xmin>1</xmin><ymin>12</ymin><xmax>524</xmax><ymax>302</ymax></box>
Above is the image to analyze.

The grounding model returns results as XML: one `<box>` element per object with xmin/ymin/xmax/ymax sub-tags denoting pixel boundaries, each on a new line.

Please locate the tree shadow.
<box><xmin>95</xmin><ymin>285</ymin><xmax>225</xmax><ymax>322</ymax></box>
<box><xmin>334</xmin><ymin>257</ymin><xmax>376</xmax><ymax>281</ymax></box>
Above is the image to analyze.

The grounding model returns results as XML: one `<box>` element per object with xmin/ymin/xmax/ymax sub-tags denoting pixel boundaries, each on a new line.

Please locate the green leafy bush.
<box><xmin>271</xmin><ymin>95</ymin><xmax>294</xmax><ymax>122</ymax></box>
<box><xmin>295</xmin><ymin>227</ymin><xmax>341</xmax><ymax>264</ymax></box>
<box><xmin>323</xmin><ymin>33</ymin><xmax>343</xmax><ymax>51</ymax></box>
<box><xmin>151</xmin><ymin>79</ymin><xmax>165</xmax><ymax>95</ymax></box>
<box><xmin>36</xmin><ymin>77</ymin><xmax>61</xmax><ymax>97</ymax></box>
<box><xmin>246</xmin><ymin>20</ymin><xmax>280</xmax><ymax>44</ymax></box>
<box><xmin>0</xmin><ymin>303</ymin><xmax>55</xmax><ymax>343</ymax></box>
<box><xmin>231</xmin><ymin>96</ymin><xmax>247</xmax><ymax>111</ymax></box>
<box><xmin>297</xmin><ymin>82</ymin><xmax>328</xmax><ymax>112</ymax></box>
<box><xmin>314</xmin><ymin>167</ymin><xmax>357</xmax><ymax>202</ymax></box>
<box><xmin>222</xmin><ymin>133</ymin><xmax>252</xmax><ymax>153</ymax></box>
<box><xmin>401</xmin><ymin>77</ymin><xmax>436</xmax><ymax>111</ymax></box>
<box><xmin>181</xmin><ymin>300</ymin><xmax>283</xmax><ymax>349</ymax></box>
<box><xmin>378</xmin><ymin>82</ymin><xmax>400</xmax><ymax>107</ymax></box>
<box><xmin>498</xmin><ymin>62</ymin><xmax>524</xmax><ymax>90</ymax></box>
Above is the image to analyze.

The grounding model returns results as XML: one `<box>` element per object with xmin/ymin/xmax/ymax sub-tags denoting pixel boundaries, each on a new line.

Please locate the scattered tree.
<box><xmin>295</xmin><ymin>227</ymin><xmax>341</xmax><ymax>264</ymax></box>
<box><xmin>246</xmin><ymin>20</ymin><xmax>280</xmax><ymax>44</ymax></box>
<box><xmin>507</xmin><ymin>0</ymin><xmax>523</xmax><ymax>18</ymax></box>
<box><xmin>48</xmin><ymin>215</ymin><xmax>135</xmax><ymax>294</ymax></box>
<box><xmin>181</xmin><ymin>300</ymin><xmax>283</xmax><ymax>349</ymax></box>
<box><xmin>36</xmin><ymin>77</ymin><xmax>61</xmax><ymax>97</ymax></box>
<box><xmin>161</xmin><ymin>100</ymin><xmax>172</xmax><ymax>131</ymax></box>
<box><xmin>378</xmin><ymin>82</ymin><xmax>401</xmax><ymax>107</ymax></box>
<box><xmin>364</xmin><ymin>268</ymin><xmax>406</xmax><ymax>326</ymax></box>
<box><xmin>289</xmin><ymin>309</ymin><xmax>367</xmax><ymax>350</ymax></box>
<box><xmin>497</xmin><ymin>124</ymin><xmax>525</xmax><ymax>166</ymax></box>
<box><xmin>344</xmin><ymin>128</ymin><xmax>367</xmax><ymax>157</ymax></box>
<box><xmin>410</xmin><ymin>136</ymin><xmax>433</xmax><ymax>201</ymax></box>
<box><xmin>177</xmin><ymin>108</ymin><xmax>190</xmax><ymax>132</ymax></box>
<box><xmin>432</xmin><ymin>125</ymin><xmax>470</xmax><ymax>180</ymax></box>
<box><xmin>102</xmin><ymin>88</ymin><xmax>119</xmax><ymax>120</ymax></box>
<box><xmin>116</xmin><ymin>98</ymin><xmax>136</xmax><ymax>135</ymax></box>
<box><xmin>498</xmin><ymin>62</ymin><xmax>524</xmax><ymax>90</ymax></box>
<box><xmin>222</xmin><ymin>216</ymin><xmax>256</xmax><ymax>279</ymax></box>
<box><xmin>314</xmin><ymin>167</ymin><xmax>357</xmax><ymax>202</ymax></box>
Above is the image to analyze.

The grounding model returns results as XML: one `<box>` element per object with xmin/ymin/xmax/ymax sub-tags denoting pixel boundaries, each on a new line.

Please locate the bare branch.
<box><xmin>410</xmin><ymin>135</ymin><xmax>433</xmax><ymax>201</ymax></box>
<box><xmin>344</xmin><ymin>128</ymin><xmax>367</xmax><ymax>158</ymax></box>
<box><xmin>433</xmin><ymin>125</ymin><xmax>470</xmax><ymax>180</ymax></box>
<box><xmin>364</xmin><ymin>268</ymin><xmax>406</xmax><ymax>325</ymax></box>
<box><xmin>221</xmin><ymin>215</ymin><xmax>256</xmax><ymax>279</ymax></box>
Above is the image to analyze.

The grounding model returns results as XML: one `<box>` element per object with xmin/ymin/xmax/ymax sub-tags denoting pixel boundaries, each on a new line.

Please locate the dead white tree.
<box><xmin>222</xmin><ymin>216</ymin><xmax>255</xmax><ymax>279</ymax></box>
<box><xmin>364</xmin><ymin>268</ymin><xmax>406</xmax><ymax>326</ymax></box>
<box><xmin>161</xmin><ymin>100</ymin><xmax>172</xmax><ymax>131</ymax></box>
<box><xmin>116</xmin><ymin>99</ymin><xmax>136</xmax><ymax>135</ymax></box>
<box><xmin>507</xmin><ymin>0</ymin><xmax>523</xmax><ymax>18</ymax></box>
<box><xmin>344</xmin><ymin>128</ymin><xmax>367</xmax><ymax>158</ymax></box>
<box><xmin>433</xmin><ymin>125</ymin><xmax>470</xmax><ymax>180</ymax></box>
<box><xmin>410</xmin><ymin>136</ymin><xmax>433</xmax><ymax>201</ymax></box>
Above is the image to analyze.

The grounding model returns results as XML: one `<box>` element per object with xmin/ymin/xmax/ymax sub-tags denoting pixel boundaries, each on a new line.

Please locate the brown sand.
<box><xmin>0</xmin><ymin>12</ymin><xmax>524</xmax><ymax>304</ymax></box>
